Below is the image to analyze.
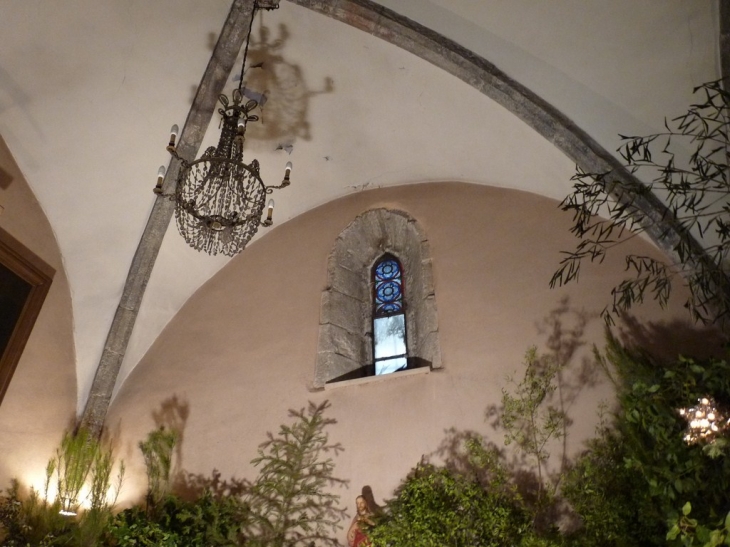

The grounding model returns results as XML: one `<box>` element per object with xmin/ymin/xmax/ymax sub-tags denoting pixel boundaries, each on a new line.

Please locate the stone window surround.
<box><xmin>314</xmin><ymin>208</ymin><xmax>442</xmax><ymax>388</ymax></box>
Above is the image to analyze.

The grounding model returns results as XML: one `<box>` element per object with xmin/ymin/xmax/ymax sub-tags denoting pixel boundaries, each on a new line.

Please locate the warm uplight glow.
<box><xmin>77</xmin><ymin>484</ymin><xmax>93</xmax><ymax>510</ymax></box>
<box><xmin>26</xmin><ymin>472</ymin><xmax>96</xmax><ymax>517</ymax></box>
<box><xmin>26</xmin><ymin>472</ymin><xmax>58</xmax><ymax>502</ymax></box>
<box><xmin>57</xmin><ymin>484</ymin><xmax>97</xmax><ymax>516</ymax></box>
<box><xmin>679</xmin><ymin>396</ymin><xmax>730</xmax><ymax>444</ymax></box>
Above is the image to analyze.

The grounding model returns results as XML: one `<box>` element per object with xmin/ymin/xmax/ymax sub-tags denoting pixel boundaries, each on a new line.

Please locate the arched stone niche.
<box><xmin>314</xmin><ymin>208</ymin><xmax>442</xmax><ymax>388</ymax></box>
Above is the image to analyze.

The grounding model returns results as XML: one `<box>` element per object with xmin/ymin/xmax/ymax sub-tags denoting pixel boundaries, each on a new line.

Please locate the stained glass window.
<box><xmin>373</xmin><ymin>255</ymin><xmax>407</xmax><ymax>375</ymax></box>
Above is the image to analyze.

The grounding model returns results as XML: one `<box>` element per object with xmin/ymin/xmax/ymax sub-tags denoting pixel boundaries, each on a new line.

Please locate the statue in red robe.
<box><xmin>347</xmin><ymin>495</ymin><xmax>374</xmax><ymax>547</ymax></box>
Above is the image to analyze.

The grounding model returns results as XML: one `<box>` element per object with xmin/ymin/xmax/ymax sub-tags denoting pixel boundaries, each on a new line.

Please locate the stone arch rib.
<box><xmin>286</xmin><ymin>0</ymin><xmax>726</xmax><ymax>319</ymax></box>
<box><xmin>315</xmin><ymin>208</ymin><xmax>441</xmax><ymax>388</ymax></box>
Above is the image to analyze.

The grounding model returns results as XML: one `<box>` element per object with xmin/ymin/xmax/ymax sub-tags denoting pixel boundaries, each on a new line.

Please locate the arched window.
<box><xmin>314</xmin><ymin>208</ymin><xmax>442</xmax><ymax>388</ymax></box>
<box><xmin>372</xmin><ymin>254</ymin><xmax>407</xmax><ymax>375</ymax></box>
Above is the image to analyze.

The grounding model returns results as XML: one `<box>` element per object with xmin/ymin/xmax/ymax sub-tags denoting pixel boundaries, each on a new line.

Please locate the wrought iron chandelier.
<box><xmin>155</xmin><ymin>1</ymin><xmax>290</xmax><ymax>256</ymax></box>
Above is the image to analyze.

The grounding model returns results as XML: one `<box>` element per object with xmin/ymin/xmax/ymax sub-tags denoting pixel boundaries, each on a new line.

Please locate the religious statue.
<box><xmin>347</xmin><ymin>495</ymin><xmax>374</xmax><ymax>547</ymax></box>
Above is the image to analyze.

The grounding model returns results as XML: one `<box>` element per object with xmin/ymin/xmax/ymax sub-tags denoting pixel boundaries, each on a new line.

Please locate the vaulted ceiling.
<box><xmin>0</xmin><ymin>0</ymin><xmax>719</xmax><ymax>412</ymax></box>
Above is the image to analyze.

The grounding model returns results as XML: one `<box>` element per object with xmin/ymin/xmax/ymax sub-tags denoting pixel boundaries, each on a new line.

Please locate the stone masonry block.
<box><xmin>418</xmin><ymin>295</ymin><xmax>440</xmax><ymax>335</ymax></box>
<box><xmin>358</xmin><ymin>211</ymin><xmax>387</xmax><ymax>250</ymax></box>
<box><xmin>404</xmin><ymin>261</ymin><xmax>424</xmax><ymax>299</ymax></box>
<box><xmin>421</xmin><ymin>258</ymin><xmax>435</xmax><ymax>297</ymax></box>
<box><xmin>317</xmin><ymin>322</ymin><xmax>365</xmax><ymax>363</ymax></box>
<box><xmin>314</xmin><ymin>351</ymin><xmax>361</xmax><ymax>388</ymax></box>
<box><xmin>320</xmin><ymin>289</ymin><xmax>368</xmax><ymax>334</ymax></box>
<box><xmin>332</xmin><ymin>239</ymin><xmax>364</xmax><ymax>273</ymax></box>
<box><xmin>407</xmin><ymin>217</ymin><xmax>426</xmax><ymax>241</ymax></box>
<box><xmin>344</xmin><ymin>232</ymin><xmax>379</xmax><ymax>268</ymax></box>
<box><xmin>329</xmin><ymin>263</ymin><xmax>368</xmax><ymax>301</ymax></box>
<box><xmin>420</xmin><ymin>238</ymin><xmax>432</xmax><ymax>259</ymax></box>
<box><xmin>383</xmin><ymin>212</ymin><xmax>409</xmax><ymax>252</ymax></box>
<box><xmin>417</xmin><ymin>330</ymin><xmax>443</xmax><ymax>369</ymax></box>
<box><xmin>405</xmin><ymin>308</ymin><xmax>419</xmax><ymax>350</ymax></box>
<box><xmin>105</xmin><ymin>308</ymin><xmax>137</xmax><ymax>356</ymax></box>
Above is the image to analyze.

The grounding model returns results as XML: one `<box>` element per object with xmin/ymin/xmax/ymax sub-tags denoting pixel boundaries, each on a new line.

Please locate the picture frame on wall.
<box><xmin>0</xmin><ymin>227</ymin><xmax>54</xmax><ymax>405</ymax></box>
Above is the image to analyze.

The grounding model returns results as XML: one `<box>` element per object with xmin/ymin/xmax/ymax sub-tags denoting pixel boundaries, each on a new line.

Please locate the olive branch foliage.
<box><xmin>501</xmin><ymin>347</ymin><xmax>566</xmax><ymax>510</ymax></box>
<box><xmin>551</xmin><ymin>80</ymin><xmax>730</xmax><ymax>327</ymax></box>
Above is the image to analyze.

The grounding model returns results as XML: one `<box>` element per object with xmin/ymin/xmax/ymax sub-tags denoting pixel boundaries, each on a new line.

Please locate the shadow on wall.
<box><xmin>152</xmin><ymin>395</ymin><xmax>190</xmax><ymax>483</ymax></box>
<box><xmin>120</xmin><ymin>395</ymin><xmax>251</xmax><ymax>502</ymax></box>
<box><xmin>175</xmin><ymin>469</ymin><xmax>250</xmax><ymax>501</ymax></box>
<box><xmin>616</xmin><ymin>315</ymin><xmax>727</xmax><ymax>361</ymax></box>
<box><xmin>199</xmin><ymin>22</ymin><xmax>334</xmax><ymax>146</ymax></box>
<box><xmin>477</xmin><ymin>298</ymin><xmax>601</xmax><ymax>527</ymax></box>
<box><xmin>144</xmin><ymin>395</ymin><xmax>251</xmax><ymax>502</ymax></box>
<box><xmin>243</xmin><ymin>22</ymin><xmax>334</xmax><ymax>143</ymax></box>
<box><xmin>0</xmin><ymin>164</ymin><xmax>12</xmax><ymax>188</ymax></box>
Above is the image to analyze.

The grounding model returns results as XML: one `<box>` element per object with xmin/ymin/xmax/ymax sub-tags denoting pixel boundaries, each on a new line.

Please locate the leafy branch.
<box><xmin>501</xmin><ymin>347</ymin><xmax>566</xmax><ymax>509</ymax></box>
<box><xmin>551</xmin><ymin>80</ymin><xmax>730</xmax><ymax>327</ymax></box>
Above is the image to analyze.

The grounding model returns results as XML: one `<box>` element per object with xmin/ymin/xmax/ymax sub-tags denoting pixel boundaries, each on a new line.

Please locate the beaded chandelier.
<box><xmin>156</xmin><ymin>1</ymin><xmax>290</xmax><ymax>256</ymax></box>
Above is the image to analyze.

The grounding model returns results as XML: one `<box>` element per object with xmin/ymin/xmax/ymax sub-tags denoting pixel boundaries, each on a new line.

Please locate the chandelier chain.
<box><xmin>238</xmin><ymin>3</ymin><xmax>258</xmax><ymax>94</ymax></box>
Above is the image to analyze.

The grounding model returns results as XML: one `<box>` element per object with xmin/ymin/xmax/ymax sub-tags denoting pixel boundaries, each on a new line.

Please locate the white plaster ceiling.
<box><xmin>0</xmin><ymin>0</ymin><xmax>719</xmax><ymax>412</ymax></box>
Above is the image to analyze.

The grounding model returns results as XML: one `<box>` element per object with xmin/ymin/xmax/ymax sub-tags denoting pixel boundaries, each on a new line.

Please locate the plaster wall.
<box><xmin>0</xmin><ymin>135</ymin><xmax>76</xmax><ymax>490</ymax></box>
<box><xmin>107</xmin><ymin>182</ymin><xmax>703</xmax><ymax>518</ymax></box>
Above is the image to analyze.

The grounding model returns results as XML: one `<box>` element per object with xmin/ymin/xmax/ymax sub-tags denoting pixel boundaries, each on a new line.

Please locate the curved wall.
<box><xmin>0</xmin><ymin>135</ymin><xmax>76</xmax><ymax>491</ymax></box>
<box><xmin>108</xmin><ymin>182</ymin><xmax>700</xmax><ymax>519</ymax></box>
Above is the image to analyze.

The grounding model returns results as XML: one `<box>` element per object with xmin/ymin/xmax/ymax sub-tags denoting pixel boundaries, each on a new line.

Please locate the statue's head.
<box><xmin>355</xmin><ymin>495</ymin><xmax>369</xmax><ymax>516</ymax></box>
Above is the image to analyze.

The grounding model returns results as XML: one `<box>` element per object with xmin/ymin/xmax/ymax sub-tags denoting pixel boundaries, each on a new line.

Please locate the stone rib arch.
<box><xmin>287</xmin><ymin>0</ymin><xmax>723</xmax><ymax>316</ymax></box>
<box><xmin>315</xmin><ymin>208</ymin><xmax>441</xmax><ymax>388</ymax></box>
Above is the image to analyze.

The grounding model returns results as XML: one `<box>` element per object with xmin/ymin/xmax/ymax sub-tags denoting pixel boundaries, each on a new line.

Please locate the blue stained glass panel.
<box><xmin>375</xmin><ymin>259</ymin><xmax>400</xmax><ymax>281</ymax></box>
<box><xmin>374</xmin><ymin>257</ymin><xmax>403</xmax><ymax>315</ymax></box>
<box><xmin>376</xmin><ymin>280</ymin><xmax>402</xmax><ymax>302</ymax></box>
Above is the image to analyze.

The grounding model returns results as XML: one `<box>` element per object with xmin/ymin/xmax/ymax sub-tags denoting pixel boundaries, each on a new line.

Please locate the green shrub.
<box><xmin>561</xmin><ymin>333</ymin><xmax>730</xmax><ymax>545</ymax></box>
<box><xmin>560</xmin><ymin>413</ymin><xmax>664</xmax><ymax>546</ymax></box>
<box><xmin>368</xmin><ymin>440</ymin><xmax>550</xmax><ymax>547</ymax></box>
<box><xmin>106</xmin><ymin>492</ymin><xmax>248</xmax><ymax>546</ymax></box>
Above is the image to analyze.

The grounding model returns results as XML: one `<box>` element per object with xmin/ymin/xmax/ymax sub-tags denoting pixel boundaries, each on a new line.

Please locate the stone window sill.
<box><xmin>324</xmin><ymin>365</ymin><xmax>430</xmax><ymax>390</ymax></box>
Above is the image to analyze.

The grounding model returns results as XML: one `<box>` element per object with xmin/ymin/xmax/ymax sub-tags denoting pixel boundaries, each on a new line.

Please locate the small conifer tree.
<box><xmin>246</xmin><ymin>400</ymin><xmax>347</xmax><ymax>547</ymax></box>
